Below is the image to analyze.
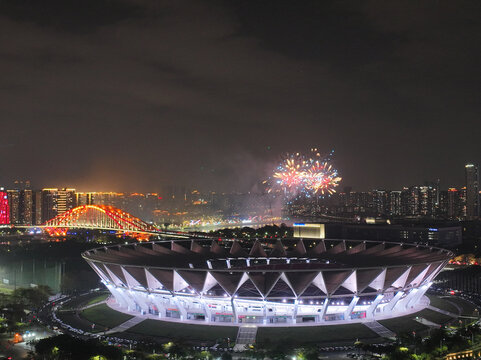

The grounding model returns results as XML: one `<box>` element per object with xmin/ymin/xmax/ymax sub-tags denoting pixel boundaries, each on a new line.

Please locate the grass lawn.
<box><xmin>257</xmin><ymin>323</ymin><xmax>379</xmax><ymax>345</ymax></box>
<box><xmin>427</xmin><ymin>295</ymin><xmax>460</xmax><ymax>315</ymax></box>
<box><xmin>57</xmin><ymin>311</ymin><xmax>101</xmax><ymax>333</ymax></box>
<box><xmin>0</xmin><ymin>285</ymin><xmax>13</xmax><ymax>295</ymax></box>
<box><xmin>416</xmin><ymin>308</ymin><xmax>455</xmax><ymax>325</ymax></box>
<box><xmin>81</xmin><ymin>303</ymin><xmax>133</xmax><ymax>329</ymax></box>
<box><xmin>379</xmin><ymin>314</ymin><xmax>429</xmax><ymax>335</ymax></box>
<box><xmin>442</xmin><ymin>297</ymin><xmax>478</xmax><ymax>317</ymax></box>
<box><xmin>85</xmin><ymin>293</ymin><xmax>109</xmax><ymax>306</ymax></box>
<box><xmin>61</xmin><ymin>291</ymin><xmax>109</xmax><ymax>310</ymax></box>
<box><xmin>127</xmin><ymin>320</ymin><xmax>238</xmax><ymax>342</ymax></box>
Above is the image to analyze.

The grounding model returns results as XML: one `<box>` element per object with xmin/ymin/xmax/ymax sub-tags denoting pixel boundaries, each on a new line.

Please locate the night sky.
<box><xmin>1</xmin><ymin>0</ymin><xmax>480</xmax><ymax>192</ymax></box>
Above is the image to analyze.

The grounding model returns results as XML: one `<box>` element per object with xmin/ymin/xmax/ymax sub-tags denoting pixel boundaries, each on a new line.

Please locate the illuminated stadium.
<box><xmin>82</xmin><ymin>238</ymin><xmax>453</xmax><ymax>326</ymax></box>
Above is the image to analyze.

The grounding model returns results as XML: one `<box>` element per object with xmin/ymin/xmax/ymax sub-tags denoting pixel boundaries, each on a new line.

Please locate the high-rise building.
<box><xmin>13</xmin><ymin>179</ymin><xmax>31</xmax><ymax>190</ymax></box>
<box><xmin>438</xmin><ymin>190</ymin><xmax>449</xmax><ymax>217</ymax></box>
<box><xmin>7</xmin><ymin>189</ymin><xmax>20</xmax><ymax>224</ymax></box>
<box><xmin>33</xmin><ymin>190</ymin><xmax>42</xmax><ymax>225</ymax></box>
<box><xmin>388</xmin><ymin>191</ymin><xmax>402</xmax><ymax>216</ymax></box>
<box><xmin>402</xmin><ymin>187</ymin><xmax>419</xmax><ymax>216</ymax></box>
<box><xmin>465</xmin><ymin>163</ymin><xmax>480</xmax><ymax>220</ymax></box>
<box><xmin>19</xmin><ymin>189</ymin><xmax>33</xmax><ymax>225</ymax></box>
<box><xmin>418</xmin><ymin>186</ymin><xmax>436</xmax><ymax>216</ymax></box>
<box><xmin>41</xmin><ymin>189</ymin><xmax>58</xmax><ymax>223</ymax></box>
<box><xmin>397</xmin><ymin>186</ymin><xmax>436</xmax><ymax>217</ymax></box>
<box><xmin>0</xmin><ymin>187</ymin><xmax>9</xmax><ymax>225</ymax></box>
<box><xmin>424</xmin><ymin>179</ymin><xmax>440</xmax><ymax>208</ymax></box>
<box><xmin>460</xmin><ymin>187</ymin><xmax>467</xmax><ymax>218</ymax></box>
<box><xmin>76</xmin><ymin>192</ymin><xmax>94</xmax><ymax>206</ymax></box>
<box><xmin>41</xmin><ymin>188</ymin><xmax>76</xmax><ymax>222</ymax></box>
<box><xmin>371</xmin><ymin>190</ymin><xmax>388</xmax><ymax>215</ymax></box>
<box><xmin>76</xmin><ymin>192</ymin><xmax>125</xmax><ymax>207</ymax></box>
<box><xmin>57</xmin><ymin>188</ymin><xmax>76</xmax><ymax>215</ymax></box>
<box><xmin>447</xmin><ymin>188</ymin><xmax>462</xmax><ymax>219</ymax></box>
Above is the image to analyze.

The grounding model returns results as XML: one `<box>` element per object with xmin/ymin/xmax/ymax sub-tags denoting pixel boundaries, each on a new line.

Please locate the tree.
<box><xmin>146</xmin><ymin>354</ymin><xmax>167</xmax><ymax>360</ymax></box>
<box><xmin>296</xmin><ymin>345</ymin><xmax>319</xmax><ymax>360</ymax></box>
<box><xmin>198</xmin><ymin>350</ymin><xmax>212</xmax><ymax>360</ymax></box>
<box><xmin>162</xmin><ymin>341</ymin><xmax>188</xmax><ymax>360</ymax></box>
<box><xmin>246</xmin><ymin>344</ymin><xmax>267</xmax><ymax>360</ymax></box>
<box><xmin>382</xmin><ymin>347</ymin><xmax>415</xmax><ymax>360</ymax></box>
<box><xmin>13</xmin><ymin>285</ymin><xmax>52</xmax><ymax>309</ymax></box>
<box><xmin>262</xmin><ymin>340</ymin><xmax>296</xmax><ymax>360</ymax></box>
<box><xmin>221</xmin><ymin>352</ymin><xmax>232</xmax><ymax>360</ymax></box>
<box><xmin>35</xmin><ymin>334</ymin><xmax>123</xmax><ymax>360</ymax></box>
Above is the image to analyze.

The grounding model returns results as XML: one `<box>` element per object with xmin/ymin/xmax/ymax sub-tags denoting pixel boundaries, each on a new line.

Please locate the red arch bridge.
<box><xmin>42</xmin><ymin>205</ymin><xmax>167</xmax><ymax>240</ymax></box>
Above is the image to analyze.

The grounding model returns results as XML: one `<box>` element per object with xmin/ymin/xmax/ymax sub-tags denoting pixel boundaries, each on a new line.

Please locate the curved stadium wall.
<box><xmin>82</xmin><ymin>238</ymin><xmax>452</xmax><ymax>326</ymax></box>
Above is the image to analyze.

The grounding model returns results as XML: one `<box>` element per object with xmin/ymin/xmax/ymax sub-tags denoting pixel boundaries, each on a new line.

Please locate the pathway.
<box><xmin>364</xmin><ymin>321</ymin><xmax>395</xmax><ymax>338</ymax></box>
<box><xmin>80</xmin><ymin>300</ymin><xmax>107</xmax><ymax>311</ymax></box>
<box><xmin>414</xmin><ymin>317</ymin><xmax>440</xmax><ymax>327</ymax></box>
<box><xmin>104</xmin><ymin>316</ymin><xmax>145</xmax><ymax>335</ymax></box>
<box><xmin>427</xmin><ymin>305</ymin><xmax>458</xmax><ymax>318</ymax></box>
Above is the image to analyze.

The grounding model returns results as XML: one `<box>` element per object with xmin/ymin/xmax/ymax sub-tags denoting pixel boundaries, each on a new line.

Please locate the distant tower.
<box><xmin>41</xmin><ymin>188</ymin><xmax>77</xmax><ymax>222</ymax></box>
<box><xmin>20</xmin><ymin>189</ymin><xmax>33</xmax><ymax>225</ymax></box>
<box><xmin>7</xmin><ymin>189</ymin><xmax>20</xmax><ymax>224</ymax></box>
<box><xmin>57</xmin><ymin>188</ymin><xmax>76</xmax><ymax>215</ymax></box>
<box><xmin>41</xmin><ymin>188</ymin><xmax>59</xmax><ymax>223</ymax></box>
<box><xmin>465</xmin><ymin>163</ymin><xmax>480</xmax><ymax>220</ymax></box>
<box><xmin>33</xmin><ymin>190</ymin><xmax>42</xmax><ymax>225</ymax></box>
<box><xmin>447</xmin><ymin>188</ymin><xmax>461</xmax><ymax>219</ymax></box>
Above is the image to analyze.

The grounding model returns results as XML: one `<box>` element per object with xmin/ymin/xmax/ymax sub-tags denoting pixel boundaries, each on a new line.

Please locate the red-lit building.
<box><xmin>0</xmin><ymin>188</ymin><xmax>9</xmax><ymax>225</ymax></box>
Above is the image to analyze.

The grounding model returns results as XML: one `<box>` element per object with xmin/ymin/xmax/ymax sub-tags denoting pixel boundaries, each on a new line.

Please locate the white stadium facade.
<box><xmin>82</xmin><ymin>238</ymin><xmax>453</xmax><ymax>326</ymax></box>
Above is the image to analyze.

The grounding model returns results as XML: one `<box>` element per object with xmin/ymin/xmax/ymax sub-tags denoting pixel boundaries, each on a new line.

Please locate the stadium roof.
<box><xmin>83</xmin><ymin>238</ymin><xmax>451</xmax><ymax>271</ymax></box>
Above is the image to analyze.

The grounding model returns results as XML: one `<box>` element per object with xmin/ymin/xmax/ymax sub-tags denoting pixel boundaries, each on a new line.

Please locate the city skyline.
<box><xmin>1</xmin><ymin>160</ymin><xmax>480</xmax><ymax>194</ymax></box>
<box><xmin>1</xmin><ymin>1</ymin><xmax>481</xmax><ymax>192</ymax></box>
<box><xmin>1</xmin><ymin>165</ymin><xmax>479</xmax><ymax>227</ymax></box>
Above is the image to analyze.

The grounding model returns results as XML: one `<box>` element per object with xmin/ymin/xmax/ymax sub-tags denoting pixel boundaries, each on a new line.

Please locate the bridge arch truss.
<box><xmin>43</xmin><ymin>205</ymin><xmax>159</xmax><ymax>234</ymax></box>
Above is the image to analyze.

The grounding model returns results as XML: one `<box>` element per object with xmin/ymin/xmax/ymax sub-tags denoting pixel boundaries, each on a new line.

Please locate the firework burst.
<box><xmin>272</xmin><ymin>153</ymin><xmax>306</xmax><ymax>191</ymax></box>
<box><xmin>304</xmin><ymin>160</ymin><xmax>342</xmax><ymax>195</ymax></box>
<box><xmin>267</xmin><ymin>149</ymin><xmax>341</xmax><ymax>196</ymax></box>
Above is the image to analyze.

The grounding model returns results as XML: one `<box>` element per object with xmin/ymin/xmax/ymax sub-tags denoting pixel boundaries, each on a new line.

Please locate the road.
<box><xmin>0</xmin><ymin>324</ymin><xmax>54</xmax><ymax>359</ymax></box>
